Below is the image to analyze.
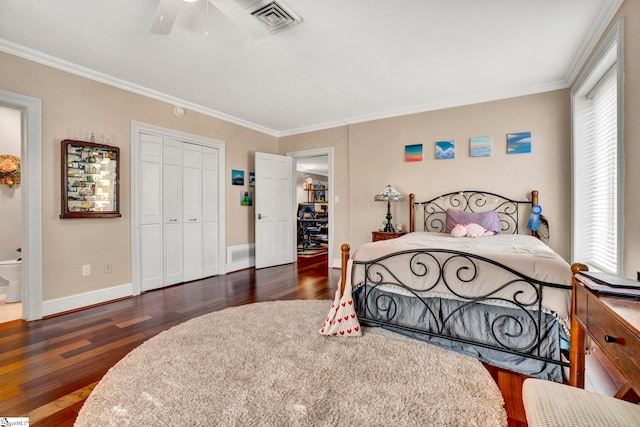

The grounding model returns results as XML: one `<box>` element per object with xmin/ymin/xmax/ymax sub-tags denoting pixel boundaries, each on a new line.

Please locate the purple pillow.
<box><xmin>445</xmin><ymin>209</ymin><xmax>500</xmax><ymax>234</ymax></box>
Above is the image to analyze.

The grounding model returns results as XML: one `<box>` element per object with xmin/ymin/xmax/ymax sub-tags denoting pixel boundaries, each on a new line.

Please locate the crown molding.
<box><xmin>563</xmin><ymin>0</ymin><xmax>624</xmax><ymax>85</ymax></box>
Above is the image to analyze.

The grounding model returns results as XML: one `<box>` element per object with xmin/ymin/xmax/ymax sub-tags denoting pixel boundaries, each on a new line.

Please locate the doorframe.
<box><xmin>130</xmin><ymin>121</ymin><xmax>227</xmax><ymax>295</ymax></box>
<box><xmin>0</xmin><ymin>89</ymin><xmax>43</xmax><ymax>321</ymax></box>
<box><xmin>287</xmin><ymin>147</ymin><xmax>334</xmax><ymax>269</ymax></box>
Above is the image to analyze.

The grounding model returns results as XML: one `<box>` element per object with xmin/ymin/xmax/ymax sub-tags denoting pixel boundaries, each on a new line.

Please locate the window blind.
<box><xmin>573</xmin><ymin>68</ymin><xmax>618</xmax><ymax>273</ymax></box>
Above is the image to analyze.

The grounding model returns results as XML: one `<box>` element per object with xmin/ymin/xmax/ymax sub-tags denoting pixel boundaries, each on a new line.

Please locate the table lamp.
<box><xmin>374</xmin><ymin>185</ymin><xmax>405</xmax><ymax>232</ymax></box>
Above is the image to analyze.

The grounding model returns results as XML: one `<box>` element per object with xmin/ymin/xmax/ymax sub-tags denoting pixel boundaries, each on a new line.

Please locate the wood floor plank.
<box><xmin>25</xmin><ymin>382</ymin><xmax>98</xmax><ymax>423</ymax></box>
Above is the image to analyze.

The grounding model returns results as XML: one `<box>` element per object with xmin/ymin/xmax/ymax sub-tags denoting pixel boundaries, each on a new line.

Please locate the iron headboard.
<box><xmin>411</xmin><ymin>190</ymin><xmax>537</xmax><ymax>235</ymax></box>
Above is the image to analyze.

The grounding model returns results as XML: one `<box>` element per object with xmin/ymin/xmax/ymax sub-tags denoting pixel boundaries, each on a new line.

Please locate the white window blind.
<box><xmin>573</xmin><ymin>67</ymin><xmax>619</xmax><ymax>273</ymax></box>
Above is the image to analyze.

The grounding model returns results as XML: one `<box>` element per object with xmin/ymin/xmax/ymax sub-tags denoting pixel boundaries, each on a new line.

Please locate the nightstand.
<box><xmin>372</xmin><ymin>231</ymin><xmax>406</xmax><ymax>242</ymax></box>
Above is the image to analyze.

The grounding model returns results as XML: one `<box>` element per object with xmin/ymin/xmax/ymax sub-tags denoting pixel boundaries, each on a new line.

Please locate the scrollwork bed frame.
<box><xmin>339</xmin><ymin>190</ymin><xmax>572</xmax><ymax>381</ymax></box>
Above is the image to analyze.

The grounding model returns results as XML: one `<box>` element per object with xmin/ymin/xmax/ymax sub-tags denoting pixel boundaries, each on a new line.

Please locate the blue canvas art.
<box><xmin>470</xmin><ymin>136</ymin><xmax>492</xmax><ymax>157</ymax></box>
<box><xmin>435</xmin><ymin>140</ymin><xmax>455</xmax><ymax>159</ymax></box>
<box><xmin>232</xmin><ymin>169</ymin><xmax>244</xmax><ymax>185</ymax></box>
<box><xmin>507</xmin><ymin>132</ymin><xmax>532</xmax><ymax>154</ymax></box>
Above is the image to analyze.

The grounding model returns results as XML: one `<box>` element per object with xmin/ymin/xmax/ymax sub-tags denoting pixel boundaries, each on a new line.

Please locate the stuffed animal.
<box><xmin>451</xmin><ymin>222</ymin><xmax>494</xmax><ymax>238</ymax></box>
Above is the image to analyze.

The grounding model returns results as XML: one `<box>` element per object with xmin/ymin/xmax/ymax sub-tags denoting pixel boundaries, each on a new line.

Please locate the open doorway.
<box><xmin>288</xmin><ymin>148</ymin><xmax>333</xmax><ymax>270</ymax></box>
<box><xmin>0</xmin><ymin>89</ymin><xmax>43</xmax><ymax>322</ymax></box>
<box><xmin>0</xmin><ymin>105</ymin><xmax>22</xmax><ymax>323</ymax></box>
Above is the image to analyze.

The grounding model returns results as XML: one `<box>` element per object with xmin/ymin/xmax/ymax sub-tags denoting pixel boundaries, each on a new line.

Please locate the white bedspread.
<box><xmin>352</xmin><ymin>232</ymin><xmax>572</xmax><ymax>329</ymax></box>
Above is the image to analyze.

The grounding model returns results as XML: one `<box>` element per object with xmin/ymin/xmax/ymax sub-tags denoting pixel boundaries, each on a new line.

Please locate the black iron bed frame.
<box><xmin>341</xmin><ymin>190</ymin><xmax>572</xmax><ymax>376</ymax></box>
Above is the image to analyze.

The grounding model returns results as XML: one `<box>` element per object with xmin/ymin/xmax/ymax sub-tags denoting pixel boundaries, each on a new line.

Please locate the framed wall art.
<box><xmin>435</xmin><ymin>140</ymin><xmax>455</xmax><ymax>159</ymax></box>
<box><xmin>470</xmin><ymin>136</ymin><xmax>492</xmax><ymax>157</ymax></box>
<box><xmin>61</xmin><ymin>139</ymin><xmax>120</xmax><ymax>218</ymax></box>
<box><xmin>507</xmin><ymin>132</ymin><xmax>532</xmax><ymax>154</ymax></box>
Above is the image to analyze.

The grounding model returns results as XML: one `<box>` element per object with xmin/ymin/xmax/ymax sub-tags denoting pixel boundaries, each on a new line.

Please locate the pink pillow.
<box><xmin>445</xmin><ymin>209</ymin><xmax>500</xmax><ymax>234</ymax></box>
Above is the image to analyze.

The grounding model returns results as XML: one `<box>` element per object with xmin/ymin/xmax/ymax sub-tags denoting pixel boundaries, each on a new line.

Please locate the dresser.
<box><xmin>570</xmin><ymin>265</ymin><xmax>640</xmax><ymax>402</ymax></box>
<box><xmin>371</xmin><ymin>231</ymin><xmax>406</xmax><ymax>242</ymax></box>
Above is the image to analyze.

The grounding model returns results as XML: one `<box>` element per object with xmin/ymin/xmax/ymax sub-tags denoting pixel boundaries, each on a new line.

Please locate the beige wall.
<box><xmin>0</xmin><ymin>51</ymin><xmax>277</xmax><ymax>300</ymax></box>
<box><xmin>282</xmin><ymin>90</ymin><xmax>572</xmax><ymax>262</ymax></box>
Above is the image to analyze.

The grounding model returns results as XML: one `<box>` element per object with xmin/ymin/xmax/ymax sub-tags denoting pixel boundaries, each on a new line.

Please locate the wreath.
<box><xmin>0</xmin><ymin>154</ymin><xmax>20</xmax><ymax>188</ymax></box>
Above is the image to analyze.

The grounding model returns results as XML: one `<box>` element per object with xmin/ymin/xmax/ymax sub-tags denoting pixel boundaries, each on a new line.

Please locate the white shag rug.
<box><xmin>75</xmin><ymin>300</ymin><xmax>507</xmax><ymax>426</ymax></box>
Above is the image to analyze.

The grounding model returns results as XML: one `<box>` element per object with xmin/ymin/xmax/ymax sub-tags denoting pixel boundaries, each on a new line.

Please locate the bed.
<box><xmin>339</xmin><ymin>190</ymin><xmax>572</xmax><ymax>381</ymax></box>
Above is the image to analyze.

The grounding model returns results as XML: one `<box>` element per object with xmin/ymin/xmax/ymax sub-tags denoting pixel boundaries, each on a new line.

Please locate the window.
<box><xmin>571</xmin><ymin>20</ymin><xmax>624</xmax><ymax>274</ymax></box>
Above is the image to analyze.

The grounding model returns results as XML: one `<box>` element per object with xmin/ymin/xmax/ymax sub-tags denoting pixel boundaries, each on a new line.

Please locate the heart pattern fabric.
<box><xmin>319</xmin><ymin>260</ymin><xmax>362</xmax><ymax>337</ymax></box>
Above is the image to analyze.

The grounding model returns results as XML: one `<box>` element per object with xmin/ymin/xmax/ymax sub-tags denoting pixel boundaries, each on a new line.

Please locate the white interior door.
<box><xmin>255</xmin><ymin>152</ymin><xmax>295</xmax><ymax>269</ymax></box>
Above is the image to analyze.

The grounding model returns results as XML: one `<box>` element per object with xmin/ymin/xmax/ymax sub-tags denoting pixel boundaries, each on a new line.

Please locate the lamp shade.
<box><xmin>374</xmin><ymin>185</ymin><xmax>405</xmax><ymax>202</ymax></box>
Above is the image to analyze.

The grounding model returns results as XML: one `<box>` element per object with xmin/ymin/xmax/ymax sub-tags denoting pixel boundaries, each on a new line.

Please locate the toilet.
<box><xmin>0</xmin><ymin>259</ymin><xmax>22</xmax><ymax>303</ymax></box>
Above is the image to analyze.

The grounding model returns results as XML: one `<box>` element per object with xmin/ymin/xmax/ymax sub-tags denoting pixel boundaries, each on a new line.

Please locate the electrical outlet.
<box><xmin>82</xmin><ymin>264</ymin><xmax>91</xmax><ymax>276</ymax></box>
<box><xmin>104</xmin><ymin>262</ymin><xmax>113</xmax><ymax>274</ymax></box>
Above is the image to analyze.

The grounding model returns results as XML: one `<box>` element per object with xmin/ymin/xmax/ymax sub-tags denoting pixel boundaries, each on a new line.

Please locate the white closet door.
<box><xmin>163</xmin><ymin>138</ymin><xmax>184</xmax><ymax>286</ymax></box>
<box><xmin>139</xmin><ymin>133</ymin><xmax>164</xmax><ymax>291</ymax></box>
<box><xmin>202</xmin><ymin>146</ymin><xmax>219</xmax><ymax>277</ymax></box>
<box><xmin>183</xmin><ymin>143</ymin><xmax>203</xmax><ymax>282</ymax></box>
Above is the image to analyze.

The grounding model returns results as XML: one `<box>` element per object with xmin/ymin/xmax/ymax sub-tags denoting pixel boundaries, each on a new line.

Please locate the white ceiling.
<box><xmin>0</xmin><ymin>0</ymin><xmax>623</xmax><ymax>137</ymax></box>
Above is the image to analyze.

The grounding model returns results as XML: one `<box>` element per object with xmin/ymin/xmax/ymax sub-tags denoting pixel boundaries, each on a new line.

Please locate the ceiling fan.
<box><xmin>150</xmin><ymin>0</ymin><xmax>302</xmax><ymax>37</ymax></box>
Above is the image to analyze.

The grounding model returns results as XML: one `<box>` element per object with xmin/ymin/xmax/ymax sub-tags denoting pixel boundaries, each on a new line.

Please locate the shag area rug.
<box><xmin>75</xmin><ymin>300</ymin><xmax>506</xmax><ymax>426</ymax></box>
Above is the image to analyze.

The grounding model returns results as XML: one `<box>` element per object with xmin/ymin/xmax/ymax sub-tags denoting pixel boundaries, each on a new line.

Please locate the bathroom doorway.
<box><xmin>0</xmin><ymin>89</ymin><xmax>42</xmax><ymax>323</ymax></box>
<box><xmin>0</xmin><ymin>105</ymin><xmax>22</xmax><ymax>322</ymax></box>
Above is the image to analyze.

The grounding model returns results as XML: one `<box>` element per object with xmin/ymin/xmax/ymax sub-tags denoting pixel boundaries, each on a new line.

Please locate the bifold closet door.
<box><xmin>163</xmin><ymin>139</ymin><xmax>184</xmax><ymax>286</ymax></box>
<box><xmin>139</xmin><ymin>133</ymin><xmax>164</xmax><ymax>292</ymax></box>
<box><xmin>138</xmin><ymin>135</ymin><xmax>220</xmax><ymax>291</ymax></box>
<box><xmin>183</xmin><ymin>143</ymin><xmax>203</xmax><ymax>282</ymax></box>
<box><xmin>202</xmin><ymin>146</ymin><xmax>219</xmax><ymax>277</ymax></box>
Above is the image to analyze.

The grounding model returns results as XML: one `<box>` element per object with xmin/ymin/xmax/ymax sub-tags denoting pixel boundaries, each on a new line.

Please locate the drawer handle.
<box><xmin>604</xmin><ymin>334</ymin><xmax>617</xmax><ymax>343</ymax></box>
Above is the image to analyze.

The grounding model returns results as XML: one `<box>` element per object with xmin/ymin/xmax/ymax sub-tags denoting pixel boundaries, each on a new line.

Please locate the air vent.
<box><xmin>251</xmin><ymin>1</ymin><xmax>302</xmax><ymax>33</ymax></box>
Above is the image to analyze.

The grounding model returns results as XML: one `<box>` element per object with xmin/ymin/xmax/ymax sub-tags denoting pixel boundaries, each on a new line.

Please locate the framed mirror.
<box><xmin>60</xmin><ymin>139</ymin><xmax>121</xmax><ymax>218</ymax></box>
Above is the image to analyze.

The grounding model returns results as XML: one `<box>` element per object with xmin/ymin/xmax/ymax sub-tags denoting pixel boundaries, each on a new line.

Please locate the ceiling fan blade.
<box><xmin>208</xmin><ymin>0</ymin><xmax>269</xmax><ymax>38</ymax></box>
<box><xmin>150</xmin><ymin>0</ymin><xmax>183</xmax><ymax>35</ymax></box>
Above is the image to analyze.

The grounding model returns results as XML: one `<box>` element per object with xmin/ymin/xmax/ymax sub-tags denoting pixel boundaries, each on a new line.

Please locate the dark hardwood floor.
<box><xmin>1</xmin><ymin>252</ymin><xmax>532</xmax><ymax>426</ymax></box>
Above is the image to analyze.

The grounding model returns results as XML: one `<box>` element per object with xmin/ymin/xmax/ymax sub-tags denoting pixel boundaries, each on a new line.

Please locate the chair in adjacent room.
<box><xmin>297</xmin><ymin>204</ymin><xmax>323</xmax><ymax>252</ymax></box>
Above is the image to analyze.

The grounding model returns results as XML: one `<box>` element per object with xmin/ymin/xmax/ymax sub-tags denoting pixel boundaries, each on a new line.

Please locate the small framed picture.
<box><xmin>507</xmin><ymin>132</ymin><xmax>532</xmax><ymax>154</ymax></box>
<box><xmin>249</xmin><ymin>172</ymin><xmax>255</xmax><ymax>187</ymax></box>
<box><xmin>232</xmin><ymin>169</ymin><xmax>244</xmax><ymax>185</ymax></box>
<box><xmin>435</xmin><ymin>140</ymin><xmax>455</xmax><ymax>159</ymax></box>
<box><xmin>241</xmin><ymin>191</ymin><xmax>253</xmax><ymax>206</ymax></box>
<box><xmin>470</xmin><ymin>136</ymin><xmax>492</xmax><ymax>157</ymax></box>
<box><xmin>405</xmin><ymin>144</ymin><xmax>423</xmax><ymax>162</ymax></box>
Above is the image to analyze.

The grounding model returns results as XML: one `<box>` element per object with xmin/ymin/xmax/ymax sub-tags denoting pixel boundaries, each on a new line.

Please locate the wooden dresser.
<box><xmin>371</xmin><ymin>231</ymin><xmax>406</xmax><ymax>242</ymax></box>
<box><xmin>570</xmin><ymin>266</ymin><xmax>640</xmax><ymax>402</ymax></box>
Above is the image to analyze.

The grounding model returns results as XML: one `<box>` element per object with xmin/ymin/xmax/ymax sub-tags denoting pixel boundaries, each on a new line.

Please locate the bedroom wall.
<box><xmin>281</xmin><ymin>90</ymin><xmax>572</xmax><ymax>263</ymax></box>
<box><xmin>0</xmin><ymin>51</ymin><xmax>277</xmax><ymax>301</ymax></box>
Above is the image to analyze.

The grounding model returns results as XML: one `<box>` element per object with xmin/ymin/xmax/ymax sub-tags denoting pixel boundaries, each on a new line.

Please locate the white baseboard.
<box><xmin>331</xmin><ymin>258</ymin><xmax>341</xmax><ymax>269</ymax></box>
<box><xmin>42</xmin><ymin>283</ymin><xmax>133</xmax><ymax>317</ymax></box>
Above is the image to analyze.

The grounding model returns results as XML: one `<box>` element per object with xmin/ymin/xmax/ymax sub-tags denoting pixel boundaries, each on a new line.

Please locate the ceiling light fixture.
<box><xmin>182</xmin><ymin>0</ymin><xmax>198</xmax><ymax>3</ymax></box>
